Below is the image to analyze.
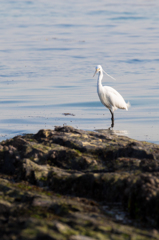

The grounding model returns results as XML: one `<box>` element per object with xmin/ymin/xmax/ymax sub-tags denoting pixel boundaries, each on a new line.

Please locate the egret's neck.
<box><xmin>97</xmin><ymin>71</ymin><xmax>103</xmax><ymax>92</ymax></box>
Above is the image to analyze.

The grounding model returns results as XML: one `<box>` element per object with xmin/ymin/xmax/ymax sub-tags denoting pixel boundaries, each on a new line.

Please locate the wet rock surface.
<box><xmin>0</xmin><ymin>125</ymin><xmax>159</xmax><ymax>239</ymax></box>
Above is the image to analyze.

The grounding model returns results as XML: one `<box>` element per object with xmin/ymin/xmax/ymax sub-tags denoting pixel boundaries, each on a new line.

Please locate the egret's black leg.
<box><xmin>109</xmin><ymin>109</ymin><xmax>114</xmax><ymax>128</ymax></box>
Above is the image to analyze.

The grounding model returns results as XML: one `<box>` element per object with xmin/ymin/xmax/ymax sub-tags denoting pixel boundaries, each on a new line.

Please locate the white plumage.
<box><xmin>93</xmin><ymin>65</ymin><xmax>130</xmax><ymax>127</ymax></box>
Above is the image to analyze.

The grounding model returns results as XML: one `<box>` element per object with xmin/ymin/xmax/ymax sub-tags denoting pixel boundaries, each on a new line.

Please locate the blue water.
<box><xmin>0</xmin><ymin>0</ymin><xmax>159</xmax><ymax>143</ymax></box>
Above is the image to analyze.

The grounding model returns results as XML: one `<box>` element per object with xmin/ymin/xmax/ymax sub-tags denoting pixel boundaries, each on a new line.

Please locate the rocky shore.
<box><xmin>0</xmin><ymin>125</ymin><xmax>159</xmax><ymax>239</ymax></box>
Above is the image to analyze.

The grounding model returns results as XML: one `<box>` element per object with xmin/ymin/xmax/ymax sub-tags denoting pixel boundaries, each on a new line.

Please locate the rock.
<box><xmin>0</xmin><ymin>126</ymin><xmax>159</xmax><ymax>239</ymax></box>
<box><xmin>70</xmin><ymin>236</ymin><xmax>96</xmax><ymax>240</ymax></box>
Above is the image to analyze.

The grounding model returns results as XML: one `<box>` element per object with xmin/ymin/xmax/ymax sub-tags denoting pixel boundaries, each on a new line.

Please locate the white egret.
<box><xmin>93</xmin><ymin>65</ymin><xmax>130</xmax><ymax>128</ymax></box>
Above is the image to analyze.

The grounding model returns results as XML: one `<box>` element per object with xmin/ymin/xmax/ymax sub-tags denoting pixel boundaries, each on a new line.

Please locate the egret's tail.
<box><xmin>126</xmin><ymin>102</ymin><xmax>131</xmax><ymax>110</ymax></box>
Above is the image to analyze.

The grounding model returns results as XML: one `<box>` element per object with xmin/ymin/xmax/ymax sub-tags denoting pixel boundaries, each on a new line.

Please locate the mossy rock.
<box><xmin>1</xmin><ymin>126</ymin><xmax>159</xmax><ymax>239</ymax></box>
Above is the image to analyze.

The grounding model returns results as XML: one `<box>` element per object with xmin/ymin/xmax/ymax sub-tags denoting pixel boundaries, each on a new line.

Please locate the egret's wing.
<box><xmin>103</xmin><ymin>86</ymin><xmax>127</xmax><ymax>110</ymax></box>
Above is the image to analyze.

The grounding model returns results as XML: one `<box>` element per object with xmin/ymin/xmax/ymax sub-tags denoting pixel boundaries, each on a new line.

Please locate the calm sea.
<box><xmin>0</xmin><ymin>0</ymin><xmax>159</xmax><ymax>143</ymax></box>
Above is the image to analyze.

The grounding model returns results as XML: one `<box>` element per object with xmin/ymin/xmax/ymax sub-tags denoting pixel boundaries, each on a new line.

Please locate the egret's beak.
<box><xmin>93</xmin><ymin>69</ymin><xmax>98</xmax><ymax>77</ymax></box>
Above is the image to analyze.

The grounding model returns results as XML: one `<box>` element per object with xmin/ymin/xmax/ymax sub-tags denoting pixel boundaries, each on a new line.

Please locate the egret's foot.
<box><xmin>111</xmin><ymin>119</ymin><xmax>114</xmax><ymax>128</ymax></box>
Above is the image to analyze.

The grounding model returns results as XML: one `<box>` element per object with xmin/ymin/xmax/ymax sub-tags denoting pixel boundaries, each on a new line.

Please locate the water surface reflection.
<box><xmin>96</xmin><ymin>128</ymin><xmax>128</xmax><ymax>137</ymax></box>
